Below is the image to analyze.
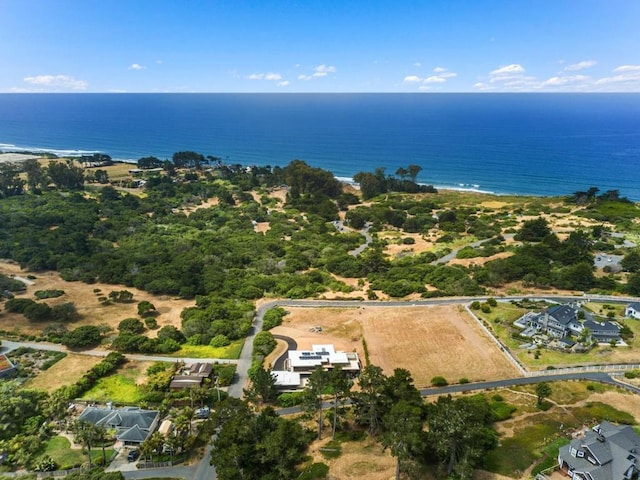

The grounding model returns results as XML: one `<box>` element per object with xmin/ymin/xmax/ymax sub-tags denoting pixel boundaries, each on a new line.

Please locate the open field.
<box><xmin>81</xmin><ymin>360</ymin><xmax>153</xmax><ymax>404</ymax></box>
<box><xmin>0</xmin><ymin>260</ymin><xmax>194</xmax><ymax>337</ymax></box>
<box><xmin>25</xmin><ymin>353</ymin><xmax>103</xmax><ymax>393</ymax></box>
<box><xmin>271</xmin><ymin>305</ymin><xmax>520</xmax><ymax>387</ymax></box>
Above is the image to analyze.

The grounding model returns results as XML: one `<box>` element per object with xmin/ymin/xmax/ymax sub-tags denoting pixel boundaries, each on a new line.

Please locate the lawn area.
<box><xmin>175</xmin><ymin>339</ymin><xmax>244</xmax><ymax>359</ymax></box>
<box><xmin>43</xmin><ymin>436</ymin><xmax>114</xmax><ymax>470</ymax></box>
<box><xmin>81</xmin><ymin>361</ymin><xmax>152</xmax><ymax>404</ymax></box>
<box><xmin>478</xmin><ymin>301</ymin><xmax>640</xmax><ymax>371</ymax></box>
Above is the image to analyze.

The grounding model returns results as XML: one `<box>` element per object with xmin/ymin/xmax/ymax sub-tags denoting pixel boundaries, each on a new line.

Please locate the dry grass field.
<box><xmin>0</xmin><ymin>260</ymin><xmax>194</xmax><ymax>337</ymax></box>
<box><xmin>24</xmin><ymin>353</ymin><xmax>103</xmax><ymax>392</ymax></box>
<box><xmin>271</xmin><ymin>305</ymin><xmax>520</xmax><ymax>388</ymax></box>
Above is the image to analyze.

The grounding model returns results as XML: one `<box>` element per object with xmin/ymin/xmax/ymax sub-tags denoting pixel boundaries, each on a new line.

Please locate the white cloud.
<box><xmin>413</xmin><ymin>62</ymin><xmax>422</xmax><ymax>68</ymax></box>
<box><xmin>613</xmin><ymin>65</ymin><xmax>640</xmax><ymax>73</ymax></box>
<box><xmin>246</xmin><ymin>72</ymin><xmax>282</xmax><ymax>81</ymax></box>
<box><xmin>312</xmin><ymin>64</ymin><xmax>337</xmax><ymax>77</ymax></box>
<box><xmin>424</xmin><ymin>75</ymin><xmax>446</xmax><ymax>84</ymax></box>
<box><xmin>540</xmin><ymin>75</ymin><xmax>589</xmax><ymax>87</ymax></box>
<box><xmin>490</xmin><ymin>64</ymin><xmax>525</xmax><ymax>75</ymax></box>
<box><xmin>23</xmin><ymin>74</ymin><xmax>88</xmax><ymax>91</ymax></box>
<box><xmin>564</xmin><ymin>60</ymin><xmax>596</xmax><ymax>72</ymax></box>
<box><xmin>277</xmin><ymin>80</ymin><xmax>290</xmax><ymax>87</ymax></box>
<box><xmin>473</xmin><ymin>82</ymin><xmax>494</xmax><ymax>91</ymax></box>
<box><xmin>485</xmin><ymin>64</ymin><xmax>538</xmax><ymax>90</ymax></box>
<box><xmin>402</xmin><ymin>67</ymin><xmax>457</xmax><ymax>88</ymax></box>
<box><xmin>403</xmin><ymin>75</ymin><xmax>422</xmax><ymax>83</ymax></box>
<box><xmin>296</xmin><ymin>64</ymin><xmax>337</xmax><ymax>81</ymax></box>
<box><xmin>128</xmin><ymin>63</ymin><xmax>146</xmax><ymax>70</ymax></box>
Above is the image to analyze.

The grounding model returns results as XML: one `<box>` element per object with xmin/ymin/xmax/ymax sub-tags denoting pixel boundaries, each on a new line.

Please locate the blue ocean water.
<box><xmin>0</xmin><ymin>93</ymin><xmax>639</xmax><ymax>200</ymax></box>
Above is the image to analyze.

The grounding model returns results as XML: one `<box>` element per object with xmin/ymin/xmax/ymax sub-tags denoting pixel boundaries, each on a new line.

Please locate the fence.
<box><xmin>524</xmin><ymin>363</ymin><xmax>640</xmax><ymax>377</ymax></box>
<box><xmin>36</xmin><ymin>467</ymin><xmax>84</xmax><ymax>479</ymax></box>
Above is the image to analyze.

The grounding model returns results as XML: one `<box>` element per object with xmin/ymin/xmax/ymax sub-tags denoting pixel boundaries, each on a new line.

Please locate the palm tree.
<box><xmin>71</xmin><ymin>420</ymin><xmax>99</xmax><ymax>468</ymax></box>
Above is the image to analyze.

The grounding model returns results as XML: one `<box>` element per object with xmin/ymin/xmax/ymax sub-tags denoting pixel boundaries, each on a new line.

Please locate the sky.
<box><xmin>1</xmin><ymin>0</ymin><xmax>639</xmax><ymax>93</ymax></box>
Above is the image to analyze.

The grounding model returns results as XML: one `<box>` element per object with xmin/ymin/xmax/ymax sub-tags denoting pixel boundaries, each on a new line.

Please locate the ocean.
<box><xmin>0</xmin><ymin>93</ymin><xmax>639</xmax><ymax>200</ymax></box>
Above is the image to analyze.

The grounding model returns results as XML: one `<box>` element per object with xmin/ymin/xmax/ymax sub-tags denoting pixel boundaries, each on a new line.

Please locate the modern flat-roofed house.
<box><xmin>625</xmin><ymin>303</ymin><xmax>640</xmax><ymax>320</ymax></box>
<box><xmin>0</xmin><ymin>354</ymin><xmax>17</xmax><ymax>379</ymax></box>
<box><xmin>558</xmin><ymin>421</ymin><xmax>640</xmax><ymax>480</ymax></box>
<box><xmin>272</xmin><ymin>344</ymin><xmax>360</xmax><ymax>391</ymax></box>
<box><xmin>78</xmin><ymin>406</ymin><xmax>160</xmax><ymax>446</ymax></box>
<box><xmin>272</xmin><ymin>371</ymin><xmax>302</xmax><ymax>391</ymax></box>
<box><xmin>287</xmin><ymin>344</ymin><xmax>360</xmax><ymax>375</ymax></box>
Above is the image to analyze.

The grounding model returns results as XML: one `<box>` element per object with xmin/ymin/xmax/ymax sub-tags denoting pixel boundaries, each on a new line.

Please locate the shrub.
<box><xmin>262</xmin><ymin>306</ymin><xmax>287</xmax><ymax>331</ymax></box>
<box><xmin>459</xmin><ymin>377</ymin><xmax>470</xmax><ymax>384</ymax></box>
<box><xmin>34</xmin><ymin>289</ymin><xmax>64</xmax><ymax>299</ymax></box>
<box><xmin>210</xmin><ymin>334</ymin><xmax>231</xmax><ymax>347</ymax></box>
<box><xmin>431</xmin><ymin>376</ymin><xmax>448</xmax><ymax>387</ymax></box>
<box><xmin>277</xmin><ymin>391</ymin><xmax>306</xmax><ymax>407</ymax></box>
<box><xmin>299</xmin><ymin>462</ymin><xmax>329</xmax><ymax>480</ymax></box>
<box><xmin>402</xmin><ymin>237</ymin><xmax>416</xmax><ymax>245</ymax></box>
<box><xmin>144</xmin><ymin>317</ymin><xmax>158</xmax><ymax>329</ymax></box>
<box><xmin>62</xmin><ymin>325</ymin><xmax>102</xmax><ymax>349</ymax></box>
<box><xmin>487</xmin><ymin>297</ymin><xmax>498</xmax><ymax>307</ymax></box>
<box><xmin>480</xmin><ymin>303</ymin><xmax>491</xmax><ymax>313</ymax></box>
<box><xmin>253</xmin><ymin>331</ymin><xmax>277</xmax><ymax>358</ymax></box>
<box><xmin>470</xmin><ymin>301</ymin><xmax>481</xmax><ymax>310</ymax></box>
<box><xmin>118</xmin><ymin>318</ymin><xmax>145</xmax><ymax>334</ymax></box>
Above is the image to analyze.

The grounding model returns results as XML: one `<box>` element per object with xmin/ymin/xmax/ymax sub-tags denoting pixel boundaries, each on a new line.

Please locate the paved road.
<box><xmin>432</xmin><ymin>234</ymin><xmax>515</xmax><ymax>265</ymax></box>
<box><xmin>0</xmin><ymin>340</ymin><xmax>238</xmax><ymax>366</ymax></box>
<box><xmin>272</xmin><ymin>334</ymin><xmax>297</xmax><ymax>370</ymax></box>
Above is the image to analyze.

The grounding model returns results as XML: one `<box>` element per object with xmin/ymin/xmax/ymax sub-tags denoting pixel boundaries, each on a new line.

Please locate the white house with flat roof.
<box><xmin>287</xmin><ymin>344</ymin><xmax>360</xmax><ymax>374</ymax></box>
<box><xmin>271</xmin><ymin>344</ymin><xmax>360</xmax><ymax>391</ymax></box>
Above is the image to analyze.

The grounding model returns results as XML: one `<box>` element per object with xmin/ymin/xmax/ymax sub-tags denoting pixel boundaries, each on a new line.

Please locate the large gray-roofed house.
<box><xmin>558</xmin><ymin>421</ymin><xmax>640</xmax><ymax>480</ymax></box>
<box><xmin>78</xmin><ymin>406</ymin><xmax>159</xmax><ymax>445</ymax></box>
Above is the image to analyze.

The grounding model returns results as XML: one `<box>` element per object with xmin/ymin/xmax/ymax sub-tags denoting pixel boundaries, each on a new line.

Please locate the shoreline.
<box><xmin>0</xmin><ymin>151</ymin><xmax>530</xmax><ymax>199</ymax></box>
<box><xmin>0</xmin><ymin>148</ymin><xmax>633</xmax><ymax>202</ymax></box>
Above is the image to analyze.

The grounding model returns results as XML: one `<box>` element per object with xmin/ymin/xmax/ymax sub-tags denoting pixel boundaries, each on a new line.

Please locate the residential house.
<box><xmin>558</xmin><ymin>421</ymin><xmax>640</xmax><ymax>480</ymax></box>
<box><xmin>169</xmin><ymin>362</ymin><xmax>213</xmax><ymax>390</ymax></box>
<box><xmin>271</xmin><ymin>344</ymin><xmax>360</xmax><ymax>391</ymax></box>
<box><xmin>625</xmin><ymin>303</ymin><xmax>640</xmax><ymax>320</ymax></box>
<box><xmin>287</xmin><ymin>344</ymin><xmax>361</xmax><ymax>375</ymax></box>
<box><xmin>0</xmin><ymin>354</ymin><xmax>17</xmax><ymax>379</ymax></box>
<box><xmin>78</xmin><ymin>406</ymin><xmax>159</xmax><ymax>446</ymax></box>
<box><xmin>514</xmin><ymin>304</ymin><xmax>621</xmax><ymax>344</ymax></box>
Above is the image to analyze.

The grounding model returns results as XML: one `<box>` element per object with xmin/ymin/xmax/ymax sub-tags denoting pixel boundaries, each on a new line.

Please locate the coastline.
<box><xmin>0</xmin><ymin>151</ymin><xmax>601</xmax><ymax>201</ymax></box>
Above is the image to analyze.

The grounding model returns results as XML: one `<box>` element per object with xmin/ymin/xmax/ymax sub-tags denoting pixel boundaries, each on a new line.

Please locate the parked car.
<box><xmin>127</xmin><ymin>450</ymin><xmax>140</xmax><ymax>462</ymax></box>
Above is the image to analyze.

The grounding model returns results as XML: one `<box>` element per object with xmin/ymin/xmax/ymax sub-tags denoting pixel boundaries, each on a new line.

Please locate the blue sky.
<box><xmin>1</xmin><ymin>0</ymin><xmax>639</xmax><ymax>93</ymax></box>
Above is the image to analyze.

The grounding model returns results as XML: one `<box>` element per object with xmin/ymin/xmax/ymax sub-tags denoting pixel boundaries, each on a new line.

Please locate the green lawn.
<box><xmin>175</xmin><ymin>339</ymin><xmax>244</xmax><ymax>359</ymax></box>
<box><xmin>42</xmin><ymin>436</ymin><xmax>114</xmax><ymax>470</ymax></box>
<box><xmin>477</xmin><ymin>302</ymin><xmax>640</xmax><ymax>370</ymax></box>
<box><xmin>81</xmin><ymin>369</ymin><xmax>146</xmax><ymax>404</ymax></box>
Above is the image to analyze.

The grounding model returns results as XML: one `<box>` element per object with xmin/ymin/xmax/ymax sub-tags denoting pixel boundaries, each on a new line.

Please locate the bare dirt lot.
<box><xmin>0</xmin><ymin>260</ymin><xmax>194</xmax><ymax>336</ymax></box>
<box><xmin>271</xmin><ymin>305</ymin><xmax>520</xmax><ymax>388</ymax></box>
